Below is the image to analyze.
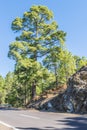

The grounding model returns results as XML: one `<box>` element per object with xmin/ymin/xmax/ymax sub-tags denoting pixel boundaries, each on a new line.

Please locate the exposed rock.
<box><xmin>28</xmin><ymin>85</ymin><xmax>66</xmax><ymax>111</ymax></box>
<box><xmin>40</xmin><ymin>66</ymin><xmax>87</xmax><ymax>113</ymax></box>
<box><xmin>61</xmin><ymin>66</ymin><xmax>87</xmax><ymax>113</ymax></box>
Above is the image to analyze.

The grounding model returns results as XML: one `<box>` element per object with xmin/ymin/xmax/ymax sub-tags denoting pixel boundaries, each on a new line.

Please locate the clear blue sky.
<box><xmin>0</xmin><ymin>0</ymin><xmax>87</xmax><ymax>77</ymax></box>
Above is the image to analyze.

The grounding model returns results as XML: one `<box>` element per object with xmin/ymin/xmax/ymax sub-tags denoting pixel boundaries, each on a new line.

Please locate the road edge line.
<box><xmin>0</xmin><ymin>120</ymin><xmax>19</xmax><ymax>130</ymax></box>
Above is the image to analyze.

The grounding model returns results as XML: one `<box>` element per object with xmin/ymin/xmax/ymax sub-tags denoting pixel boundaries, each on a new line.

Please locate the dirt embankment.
<box><xmin>28</xmin><ymin>84</ymin><xmax>67</xmax><ymax>111</ymax></box>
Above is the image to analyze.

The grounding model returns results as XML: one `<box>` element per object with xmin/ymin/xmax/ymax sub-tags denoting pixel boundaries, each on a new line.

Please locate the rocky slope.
<box><xmin>28</xmin><ymin>85</ymin><xmax>67</xmax><ymax>111</ymax></box>
<box><xmin>40</xmin><ymin>66</ymin><xmax>87</xmax><ymax>113</ymax></box>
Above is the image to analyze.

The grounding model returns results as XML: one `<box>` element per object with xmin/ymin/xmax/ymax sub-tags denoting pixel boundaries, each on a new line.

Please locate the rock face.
<box><xmin>41</xmin><ymin>66</ymin><xmax>87</xmax><ymax>113</ymax></box>
<box><xmin>63</xmin><ymin>66</ymin><xmax>87</xmax><ymax>113</ymax></box>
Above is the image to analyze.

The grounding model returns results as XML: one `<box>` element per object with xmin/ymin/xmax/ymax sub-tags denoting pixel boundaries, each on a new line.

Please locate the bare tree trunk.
<box><xmin>31</xmin><ymin>80</ymin><xmax>36</xmax><ymax>100</ymax></box>
<box><xmin>24</xmin><ymin>83</ymin><xmax>27</xmax><ymax>106</ymax></box>
<box><xmin>54</xmin><ymin>63</ymin><xmax>58</xmax><ymax>88</ymax></box>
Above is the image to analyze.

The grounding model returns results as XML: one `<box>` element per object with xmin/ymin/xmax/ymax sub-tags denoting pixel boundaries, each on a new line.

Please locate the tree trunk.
<box><xmin>54</xmin><ymin>63</ymin><xmax>58</xmax><ymax>88</ymax></box>
<box><xmin>31</xmin><ymin>80</ymin><xmax>36</xmax><ymax>100</ymax></box>
<box><xmin>31</xmin><ymin>23</ymin><xmax>38</xmax><ymax>100</ymax></box>
<box><xmin>24</xmin><ymin>83</ymin><xmax>27</xmax><ymax>106</ymax></box>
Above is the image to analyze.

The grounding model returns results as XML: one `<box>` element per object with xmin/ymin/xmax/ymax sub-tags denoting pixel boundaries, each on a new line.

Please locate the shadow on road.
<box><xmin>57</xmin><ymin>116</ymin><xmax>87</xmax><ymax>130</ymax></box>
<box><xmin>16</xmin><ymin>116</ymin><xmax>87</xmax><ymax>130</ymax></box>
<box><xmin>16</xmin><ymin>127</ymin><xmax>58</xmax><ymax>130</ymax></box>
<box><xmin>0</xmin><ymin>107</ymin><xmax>19</xmax><ymax>111</ymax></box>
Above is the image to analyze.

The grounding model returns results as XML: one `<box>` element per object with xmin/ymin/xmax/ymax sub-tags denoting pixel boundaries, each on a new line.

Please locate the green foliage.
<box><xmin>4</xmin><ymin>72</ymin><xmax>16</xmax><ymax>105</ymax></box>
<box><xmin>57</xmin><ymin>50</ymin><xmax>76</xmax><ymax>84</ymax></box>
<box><xmin>8</xmin><ymin>5</ymin><xmax>66</xmax><ymax>102</ymax></box>
<box><xmin>9</xmin><ymin>5</ymin><xmax>66</xmax><ymax>60</ymax></box>
<box><xmin>0</xmin><ymin>75</ymin><xmax>5</xmax><ymax>104</ymax></box>
<box><xmin>43</xmin><ymin>48</ymin><xmax>76</xmax><ymax>85</ymax></box>
<box><xmin>74</xmin><ymin>56</ymin><xmax>87</xmax><ymax>71</ymax></box>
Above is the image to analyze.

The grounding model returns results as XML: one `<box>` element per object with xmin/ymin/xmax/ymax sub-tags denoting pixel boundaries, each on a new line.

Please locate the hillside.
<box><xmin>28</xmin><ymin>84</ymin><xmax>67</xmax><ymax>111</ymax></box>
<box><xmin>28</xmin><ymin>66</ymin><xmax>87</xmax><ymax>114</ymax></box>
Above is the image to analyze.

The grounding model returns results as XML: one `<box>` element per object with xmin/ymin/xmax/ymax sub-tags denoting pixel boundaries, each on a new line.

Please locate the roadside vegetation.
<box><xmin>0</xmin><ymin>5</ymin><xmax>87</xmax><ymax>107</ymax></box>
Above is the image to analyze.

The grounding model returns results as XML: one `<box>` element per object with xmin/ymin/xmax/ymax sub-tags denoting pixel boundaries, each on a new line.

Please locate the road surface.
<box><xmin>0</xmin><ymin>108</ymin><xmax>87</xmax><ymax>130</ymax></box>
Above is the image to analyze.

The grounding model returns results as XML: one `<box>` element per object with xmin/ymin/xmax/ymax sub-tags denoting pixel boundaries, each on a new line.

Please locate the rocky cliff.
<box><xmin>40</xmin><ymin>66</ymin><xmax>87</xmax><ymax>113</ymax></box>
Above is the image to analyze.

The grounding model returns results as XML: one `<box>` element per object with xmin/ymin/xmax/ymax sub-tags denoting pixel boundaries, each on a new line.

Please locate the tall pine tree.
<box><xmin>8</xmin><ymin>5</ymin><xmax>66</xmax><ymax>99</ymax></box>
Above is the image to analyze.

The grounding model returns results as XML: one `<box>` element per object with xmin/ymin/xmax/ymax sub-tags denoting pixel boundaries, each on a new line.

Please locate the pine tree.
<box><xmin>8</xmin><ymin>5</ymin><xmax>66</xmax><ymax>100</ymax></box>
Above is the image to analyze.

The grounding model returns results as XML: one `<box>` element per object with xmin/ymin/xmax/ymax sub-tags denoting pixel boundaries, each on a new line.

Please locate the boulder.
<box><xmin>40</xmin><ymin>66</ymin><xmax>87</xmax><ymax>113</ymax></box>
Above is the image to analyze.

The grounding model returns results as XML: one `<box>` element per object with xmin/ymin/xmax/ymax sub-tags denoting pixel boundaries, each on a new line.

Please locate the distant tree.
<box><xmin>4</xmin><ymin>73</ymin><xmax>15</xmax><ymax>104</ymax></box>
<box><xmin>8</xmin><ymin>5</ymin><xmax>66</xmax><ymax>100</ymax></box>
<box><xmin>0</xmin><ymin>75</ymin><xmax>5</xmax><ymax>103</ymax></box>
<box><xmin>57</xmin><ymin>50</ymin><xmax>76</xmax><ymax>84</ymax></box>
<box><xmin>43</xmin><ymin>49</ymin><xmax>76</xmax><ymax>85</ymax></box>
<box><xmin>74</xmin><ymin>56</ymin><xmax>87</xmax><ymax>71</ymax></box>
<box><xmin>43</xmin><ymin>46</ymin><xmax>62</xmax><ymax>87</ymax></box>
<box><xmin>4</xmin><ymin>73</ymin><xmax>24</xmax><ymax>107</ymax></box>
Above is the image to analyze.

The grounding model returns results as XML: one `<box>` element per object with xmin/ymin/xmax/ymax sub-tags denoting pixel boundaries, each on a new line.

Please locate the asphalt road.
<box><xmin>0</xmin><ymin>109</ymin><xmax>87</xmax><ymax>130</ymax></box>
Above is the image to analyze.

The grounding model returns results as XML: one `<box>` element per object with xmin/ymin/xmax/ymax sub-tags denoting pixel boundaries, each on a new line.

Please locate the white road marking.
<box><xmin>0</xmin><ymin>121</ymin><xmax>19</xmax><ymax>130</ymax></box>
<box><xmin>20</xmin><ymin>114</ymin><xmax>40</xmax><ymax>119</ymax></box>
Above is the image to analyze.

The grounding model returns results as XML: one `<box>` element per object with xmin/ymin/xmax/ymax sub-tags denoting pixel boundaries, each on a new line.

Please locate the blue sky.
<box><xmin>0</xmin><ymin>0</ymin><xmax>87</xmax><ymax>77</ymax></box>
